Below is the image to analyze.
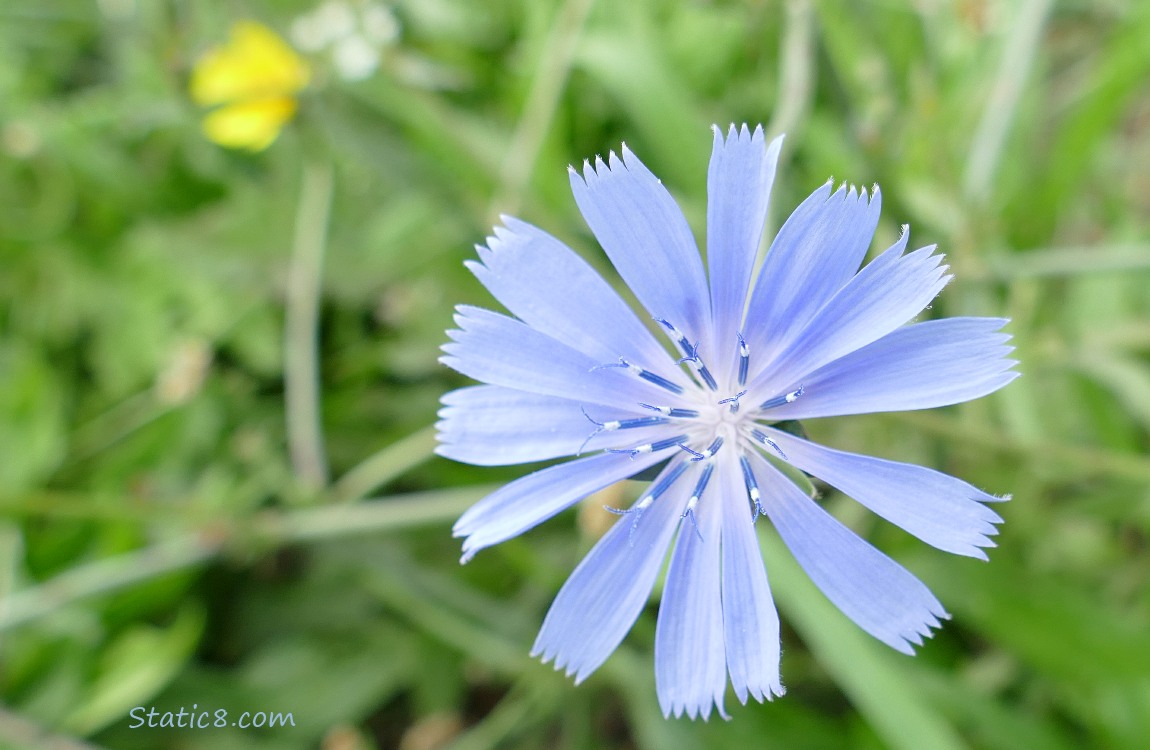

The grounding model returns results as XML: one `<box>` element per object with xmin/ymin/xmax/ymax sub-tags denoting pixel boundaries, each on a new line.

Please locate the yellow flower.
<box><xmin>191</xmin><ymin>21</ymin><xmax>310</xmax><ymax>151</ymax></box>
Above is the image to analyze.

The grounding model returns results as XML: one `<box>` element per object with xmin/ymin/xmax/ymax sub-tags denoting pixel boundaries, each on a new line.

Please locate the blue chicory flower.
<box><xmin>438</xmin><ymin>124</ymin><xmax>1018</xmax><ymax>719</ymax></box>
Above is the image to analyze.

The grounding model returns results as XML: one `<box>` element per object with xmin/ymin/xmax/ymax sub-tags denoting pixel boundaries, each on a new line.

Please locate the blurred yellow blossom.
<box><xmin>190</xmin><ymin>21</ymin><xmax>310</xmax><ymax>151</ymax></box>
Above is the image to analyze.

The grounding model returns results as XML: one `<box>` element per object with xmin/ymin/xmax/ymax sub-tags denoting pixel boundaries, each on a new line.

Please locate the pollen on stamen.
<box><xmin>679</xmin><ymin>436</ymin><xmax>724</xmax><ymax>462</ymax></box>
<box><xmin>607</xmin><ymin>434</ymin><xmax>689</xmax><ymax>460</ymax></box>
<box><xmin>736</xmin><ymin>332</ymin><xmax>750</xmax><ymax>387</ymax></box>
<box><xmin>578</xmin><ymin>407</ymin><xmax>668</xmax><ymax>455</ymax></box>
<box><xmin>606</xmin><ymin>494</ymin><xmax>653</xmax><ymax>519</ymax></box>
<box><xmin>739</xmin><ymin>455</ymin><xmax>767</xmax><ymax>521</ymax></box>
<box><xmin>751</xmin><ymin>429</ymin><xmax>787</xmax><ymax>460</ymax></box>
<box><xmin>760</xmin><ymin>385</ymin><xmax>804</xmax><ymax>410</ymax></box>
<box><xmin>655</xmin><ymin>318</ymin><xmax>691</xmax><ymax>348</ymax></box>
<box><xmin>680</xmin><ymin>463</ymin><xmax>715</xmax><ymax>541</ymax></box>
<box><xmin>674</xmin><ymin>341</ymin><xmax>700</xmax><ymax>366</ymax></box>
<box><xmin>655</xmin><ymin>318</ymin><xmax>718</xmax><ymax>391</ymax></box>
<box><xmin>639</xmin><ymin>403</ymin><xmax>700</xmax><ymax>419</ymax></box>
<box><xmin>604</xmin><ymin>461</ymin><xmax>689</xmax><ymax>543</ymax></box>
<box><xmin>591</xmin><ymin>357</ymin><xmax>685</xmax><ymax>395</ymax></box>
<box><xmin>718</xmin><ymin>389</ymin><xmax>748</xmax><ymax>414</ymax></box>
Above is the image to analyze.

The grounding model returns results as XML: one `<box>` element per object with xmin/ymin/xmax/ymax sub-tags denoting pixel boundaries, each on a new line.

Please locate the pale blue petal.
<box><xmin>718</xmin><ymin>455</ymin><xmax>783</xmax><ymax>703</ymax></box>
<box><xmin>533</xmin><ymin>459</ymin><xmax>691</xmax><ymax>683</ymax></box>
<box><xmin>753</xmin><ymin>240</ymin><xmax>951</xmax><ymax>397</ymax></box>
<box><xmin>570</xmin><ymin>146</ymin><xmax>711</xmax><ymax>344</ymax></box>
<box><xmin>468</xmin><ymin>217</ymin><xmax>677</xmax><ymax>378</ymax></box>
<box><xmin>655</xmin><ymin>467</ymin><xmax>729</xmax><ymax>720</ymax></box>
<box><xmin>436</xmin><ymin>385</ymin><xmax>663</xmax><ymax>466</ymax></box>
<box><xmin>764</xmin><ymin>430</ymin><xmax>1008</xmax><ymax>559</ymax></box>
<box><xmin>441</xmin><ymin>305</ymin><xmax>683</xmax><ymax>409</ymax></box>
<box><xmin>706</xmin><ymin>125</ymin><xmax>783</xmax><ymax>369</ymax></box>
<box><xmin>742</xmin><ymin>182</ymin><xmax>881</xmax><ymax>364</ymax></box>
<box><xmin>753</xmin><ymin>454</ymin><xmax>949</xmax><ymax>654</ymax></box>
<box><xmin>765</xmin><ymin>318</ymin><xmax>1018</xmax><ymax>419</ymax></box>
<box><xmin>454</xmin><ymin>450</ymin><xmax>666</xmax><ymax>562</ymax></box>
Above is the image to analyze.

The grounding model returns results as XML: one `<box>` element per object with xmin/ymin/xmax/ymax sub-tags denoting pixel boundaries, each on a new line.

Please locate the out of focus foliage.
<box><xmin>1</xmin><ymin>0</ymin><xmax>1148</xmax><ymax>748</ymax></box>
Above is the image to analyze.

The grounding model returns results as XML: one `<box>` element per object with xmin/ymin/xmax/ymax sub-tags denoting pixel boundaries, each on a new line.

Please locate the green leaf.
<box><xmin>0</xmin><ymin>344</ymin><xmax>68</xmax><ymax>491</ymax></box>
<box><xmin>65</xmin><ymin>603</ymin><xmax>205</xmax><ymax>735</ymax></box>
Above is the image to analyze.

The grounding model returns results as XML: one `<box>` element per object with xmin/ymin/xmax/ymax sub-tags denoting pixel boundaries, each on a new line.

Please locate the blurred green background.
<box><xmin>2</xmin><ymin>0</ymin><xmax>1149</xmax><ymax>748</ymax></box>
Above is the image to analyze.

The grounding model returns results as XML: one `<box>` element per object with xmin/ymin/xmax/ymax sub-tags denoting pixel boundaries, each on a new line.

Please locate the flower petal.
<box><xmin>191</xmin><ymin>21</ymin><xmax>309</xmax><ymax>106</ymax></box>
<box><xmin>742</xmin><ymin>183</ymin><xmax>881</xmax><ymax>366</ymax></box>
<box><xmin>718</xmin><ymin>455</ymin><xmax>783</xmax><ymax>703</ymax></box>
<box><xmin>570</xmin><ymin>146</ymin><xmax>711</xmax><ymax>344</ymax></box>
<box><xmin>454</xmin><ymin>450</ymin><xmax>666</xmax><ymax>562</ymax></box>
<box><xmin>655</xmin><ymin>467</ymin><xmax>728</xmax><ymax>720</ymax></box>
<box><xmin>752</xmin><ymin>454</ymin><xmax>949</xmax><ymax>654</ymax></box>
<box><xmin>533</xmin><ymin>459</ymin><xmax>692</xmax><ymax>683</ymax></box>
<box><xmin>753</xmin><ymin>238</ymin><xmax>951</xmax><ymax>398</ymax></box>
<box><xmin>705</xmin><ymin>125</ymin><xmax>783</xmax><ymax>368</ymax></box>
<box><xmin>764</xmin><ymin>430</ymin><xmax>1007</xmax><ymax>559</ymax></box>
<box><xmin>468</xmin><ymin>217</ymin><xmax>677</xmax><ymax>378</ymax></box>
<box><xmin>764</xmin><ymin>318</ymin><xmax>1018</xmax><ymax>419</ymax></box>
<box><xmin>441</xmin><ymin>305</ymin><xmax>677</xmax><ymax>409</ymax></box>
<box><xmin>201</xmin><ymin>97</ymin><xmax>296</xmax><ymax>152</ymax></box>
<box><xmin>436</xmin><ymin>385</ymin><xmax>665</xmax><ymax>466</ymax></box>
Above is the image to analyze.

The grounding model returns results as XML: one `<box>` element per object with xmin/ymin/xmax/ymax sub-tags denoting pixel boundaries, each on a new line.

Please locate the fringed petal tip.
<box><xmin>890</xmin><ymin>605</ymin><xmax>952</xmax><ymax>656</ymax></box>
<box><xmin>660</xmin><ymin>695</ymin><xmax>731</xmax><ymax>722</ymax></box>
<box><xmin>537</xmin><ymin>644</ymin><xmax>786</xmax><ymax>717</ymax></box>
<box><xmin>529</xmin><ymin>639</ymin><xmax>594</xmax><ymax>688</ymax></box>
<box><xmin>567</xmin><ymin>143</ymin><xmax>656</xmax><ymax>187</ymax></box>
<box><xmin>570</xmin><ymin>149</ymin><xmax>630</xmax><ymax>184</ymax></box>
<box><xmin>456</xmin><ymin>531</ymin><xmax>493</xmax><ymax>564</ymax></box>
<box><xmin>968</xmin><ymin>491</ymin><xmax>1011</xmax><ymax>562</ymax></box>
<box><xmin>764</xmin><ymin>431</ymin><xmax>1010</xmax><ymax>562</ymax></box>
<box><xmin>710</xmin><ymin>122</ymin><xmax>785</xmax><ymax>148</ymax></box>
<box><xmin>947</xmin><ymin>503</ymin><xmax>1007</xmax><ymax>561</ymax></box>
<box><xmin>824</xmin><ymin>180</ymin><xmax>880</xmax><ymax>205</ymax></box>
<box><xmin>531</xmin><ymin>648</ymin><xmax>588</xmax><ymax>685</ymax></box>
<box><xmin>736</xmin><ymin>680</ymin><xmax>787</xmax><ymax>707</ymax></box>
<box><xmin>731</xmin><ymin>668</ymin><xmax>787</xmax><ymax>707</ymax></box>
<box><xmin>453</xmin><ymin>533</ymin><xmax>478</xmax><ymax>564</ymax></box>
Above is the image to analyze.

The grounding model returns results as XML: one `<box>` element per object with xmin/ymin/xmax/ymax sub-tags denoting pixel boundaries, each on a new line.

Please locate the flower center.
<box><xmin>584</xmin><ymin>319</ymin><xmax>803</xmax><ymax>467</ymax></box>
<box><xmin>591</xmin><ymin>323</ymin><xmax>805</xmax><ymax>532</ymax></box>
